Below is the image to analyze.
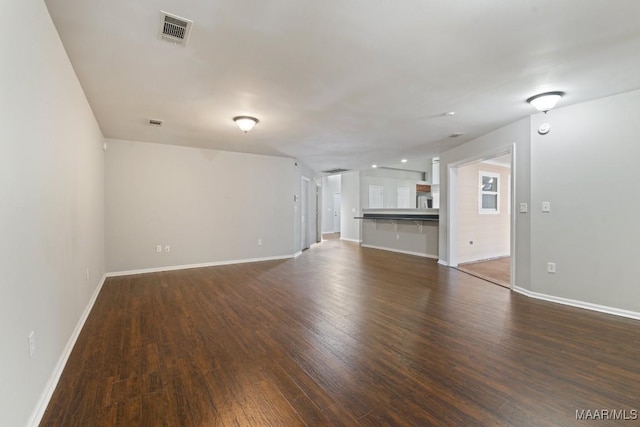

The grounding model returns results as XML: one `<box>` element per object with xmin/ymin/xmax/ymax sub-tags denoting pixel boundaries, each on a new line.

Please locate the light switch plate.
<box><xmin>542</xmin><ymin>202</ymin><xmax>551</xmax><ymax>212</ymax></box>
<box><xmin>519</xmin><ymin>203</ymin><xmax>528</xmax><ymax>213</ymax></box>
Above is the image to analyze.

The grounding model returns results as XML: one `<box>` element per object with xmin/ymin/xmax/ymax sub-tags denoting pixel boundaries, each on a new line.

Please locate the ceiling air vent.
<box><xmin>322</xmin><ymin>168</ymin><xmax>350</xmax><ymax>175</ymax></box>
<box><xmin>149</xmin><ymin>119</ymin><xmax>163</xmax><ymax>126</ymax></box>
<box><xmin>449</xmin><ymin>132</ymin><xmax>465</xmax><ymax>138</ymax></box>
<box><xmin>159</xmin><ymin>11</ymin><xmax>193</xmax><ymax>46</ymax></box>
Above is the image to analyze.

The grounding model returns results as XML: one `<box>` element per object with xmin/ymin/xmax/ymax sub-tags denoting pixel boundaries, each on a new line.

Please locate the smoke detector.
<box><xmin>159</xmin><ymin>11</ymin><xmax>193</xmax><ymax>46</ymax></box>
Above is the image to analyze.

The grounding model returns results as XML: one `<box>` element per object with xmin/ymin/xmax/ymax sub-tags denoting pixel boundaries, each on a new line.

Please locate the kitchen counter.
<box><xmin>356</xmin><ymin>208</ymin><xmax>439</xmax><ymax>222</ymax></box>
<box><xmin>356</xmin><ymin>209</ymin><xmax>439</xmax><ymax>259</ymax></box>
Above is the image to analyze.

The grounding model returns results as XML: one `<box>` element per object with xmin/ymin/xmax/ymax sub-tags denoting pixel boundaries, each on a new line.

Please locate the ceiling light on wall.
<box><xmin>233</xmin><ymin>116</ymin><xmax>259</xmax><ymax>132</ymax></box>
<box><xmin>526</xmin><ymin>91</ymin><xmax>565</xmax><ymax>112</ymax></box>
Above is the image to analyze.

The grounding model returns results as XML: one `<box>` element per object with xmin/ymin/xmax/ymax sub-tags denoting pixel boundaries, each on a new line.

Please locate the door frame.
<box><xmin>446</xmin><ymin>143</ymin><xmax>516</xmax><ymax>289</ymax></box>
<box><xmin>301</xmin><ymin>176</ymin><xmax>310</xmax><ymax>250</ymax></box>
<box><xmin>332</xmin><ymin>193</ymin><xmax>342</xmax><ymax>233</ymax></box>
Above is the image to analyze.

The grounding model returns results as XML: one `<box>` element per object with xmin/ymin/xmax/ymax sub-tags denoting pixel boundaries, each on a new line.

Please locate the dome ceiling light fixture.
<box><xmin>526</xmin><ymin>91</ymin><xmax>565</xmax><ymax>113</ymax></box>
<box><xmin>233</xmin><ymin>116</ymin><xmax>259</xmax><ymax>133</ymax></box>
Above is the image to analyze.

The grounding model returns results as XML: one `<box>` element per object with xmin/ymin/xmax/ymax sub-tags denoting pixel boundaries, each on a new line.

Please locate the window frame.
<box><xmin>478</xmin><ymin>171</ymin><xmax>500</xmax><ymax>215</ymax></box>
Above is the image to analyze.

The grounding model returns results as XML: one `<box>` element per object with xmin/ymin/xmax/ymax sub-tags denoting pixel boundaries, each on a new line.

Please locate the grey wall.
<box><xmin>441</xmin><ymin>89</ymin><xmax>640</xmax><ymax>315</ymax></box>
<box><xmin>362</xmin><ymin>220</ymin><xmax>439</xmax><ymax>258</ymax></box>
<box><xmin>105</xmin><ymin>139</ymin><xmax>295</xmax><ymax>272</ymax></box>
<box><xmin>439</xmin><ymin>118</ymin><xmax>531</xmax><ymax>290</ymax></box>
<box><xmin>0</xmin><ymin>1</ymin><xmax>105</xmax><ymax>425</ymax></box>
<box><xmin>340</xmin><ymin>171</ymin><xmax>361</xmax><ymax>242</ymax></box>
<box><xmin>530</xmin><ymin>89</ymin><xmax>640</xmax><ymax>313</ymax></box>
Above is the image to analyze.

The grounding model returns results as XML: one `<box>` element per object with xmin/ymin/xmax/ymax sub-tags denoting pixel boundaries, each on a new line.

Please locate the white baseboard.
<box><xmin>28</xmin><ymin>273</ymin><xmax>107</xmax><ymax>427</ymax></box>
<box><xmin>106</xmin><ymin>254</ymin><xmax>295</xmax><ymax>277</ymax></box>
<box><xmin>437</xmin><ymin>260</ymin><xmax>449</xmax><ymax>266</ymax></box>
<box><xmin>340</xmin><ymin>237</ymin><xmax>362</xmax><ymax>243</ymax></box>
<box><xmin>293</xmin><ymin>251</ymin><xmax>303</xmax><ymax>258</ymax></box>
<box><xmin>513</xmin><ymin>286</ymin><xmax>640</xmax><ymax>321</ymax></box>
<box><xmin>361</xmin><ymin>244</ymin><xmax>438</xmax><ymax>260</ymax></box>
<box><xmin>459</xmin><ymin>253</ymin><xmax>510</xmax><ymax>265</ymax></box>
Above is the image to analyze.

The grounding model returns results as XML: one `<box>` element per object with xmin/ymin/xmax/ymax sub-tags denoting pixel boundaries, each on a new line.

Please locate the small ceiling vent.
<box><xmin>322</xmin><ymin>168</ymin><xmax>350</xmax><ymax>175</ymax></box>
<box><xmin>159</xmin><ymin>11</ymin><xmax>193</xmax><ymax>46</ymax></box>
<box><xmin>449</xmin><ymin>132</ymin><xmax>465</xmax><ymax>138</ymax></box>
<box><xmin>149</xmin><ymin>119</ymin><xmax>163</xmax><ymax>126</ymax></box>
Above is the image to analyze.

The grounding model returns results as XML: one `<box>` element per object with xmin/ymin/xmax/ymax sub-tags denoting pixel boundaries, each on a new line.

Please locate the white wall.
<box><xmin>530</xmin><ymin>89</ymin><xmax>640</xmax><ymax>313</ymax></box>
<box><xmin>321</xmin><ymin>175</ymin><xmax>341</xmax><ymax>233</ymax></box>
<box><xmin>0</xmin><ymin>2</ymin><xmax>105</xmax><ymax>426</ymax></box>
<box><xmin>105</xmin><ymin>139</ymin><xmax>295</xmax><ymax>272</ymax></box>
<box><xmin>439</xmin><ymin>118</ymin><xmax>531</xmax><ymax>290</ymax></box>
<box><xmin>340</xmin><ymin>171</ymin><xmax>361</xmax><ymax>242</ymax></box>
<box><xmin>457</xmin><ymin>162</ymin><xmax>511</xmax><ymax>263</ymax></box>
<box><xmin>360</xmin><ymin>168</ymin><xmax>425</xmax><ymax>209</ymax></box>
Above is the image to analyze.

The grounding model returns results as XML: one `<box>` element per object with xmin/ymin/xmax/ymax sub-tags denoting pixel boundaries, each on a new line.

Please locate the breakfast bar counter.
<box><xmin>355</xmin><ymin>209</ymin><xmax>439</xmax><ymax>259</ymax></box>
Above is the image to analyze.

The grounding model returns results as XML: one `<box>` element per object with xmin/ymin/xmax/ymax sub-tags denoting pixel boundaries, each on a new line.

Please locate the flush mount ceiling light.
<box><xmin>526</xmin><ymin>91</ymin><xmax>565</xmax><ymax>113</ymax></box>
<box><xmin>401</xmin><ymin>159</ymin><xmax>408</xmax><ymax>163</ymax></box>
<box><xmin>233</xmin><ymin>116</ymin><xmax>259</xmax><ymax>133</ymax></box>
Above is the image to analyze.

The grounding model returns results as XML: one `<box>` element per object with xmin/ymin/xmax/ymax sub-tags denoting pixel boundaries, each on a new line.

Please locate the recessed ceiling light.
<box><xmin>401</xmin><ymin>159</ymin><xmax>408</xmax><ymax>163</ymax></box>
<box><xmin>372</xmin><ymin>164</ymin><xmax>378</xmax><ymax>168</ymax></box>
<box><xmin>444</xmin><ymin>111</ymin><xmax>456</xmax><ymax>116</ymax></box>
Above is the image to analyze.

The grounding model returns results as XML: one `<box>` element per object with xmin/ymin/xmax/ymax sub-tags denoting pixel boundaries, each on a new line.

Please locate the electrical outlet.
<box><xmin>258</xmin><ymin>238</ymin><xmax>262</xmax><ymax>246</ymax></box>
<box><xmin>542</xmin><ymin>202</ymin><xmax>551</xmax><ymax>213</ymax></box>
<box><xmin>28</xmin><ymin>331</ymin><xmax>35</xmax><ymax>358</ymax></box>
<box><xmin>156</xmin><ymin>245</ymin><xmax>162</xmax><ymax>253</ymax></box>
<box><xmin>547</xmin><ymin>262</ymin><xmax>556</xmax><ymax>273</ymax></box>
<box><xmin>165</xmin><ymin>245</ymin><xmax>170</xmax><ymax>253</ymax></box>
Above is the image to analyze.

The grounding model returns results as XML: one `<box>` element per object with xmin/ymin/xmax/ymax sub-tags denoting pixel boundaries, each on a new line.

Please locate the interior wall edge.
<box><xmin>513</xmin><ymin>286</ymin><xmax>640</xmax><ymax>321</ymax></box>
<box><xmin>105</xmin><ymin>255</ymin><xmax>296</xmax><ymax>278</ymax></box>
<box><xmin>26</xmin><ymin>274</ymin><xmax>107</xmax><ymax>427</ymax></box>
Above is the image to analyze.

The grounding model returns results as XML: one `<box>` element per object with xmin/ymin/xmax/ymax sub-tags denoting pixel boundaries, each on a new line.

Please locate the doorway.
<box><xmin>332</xmin><ymin>193</ymin><xmax>342</xmax><ymax>234</ymax></box>
<box><xmin>448</xmin><ymin>148</ymin><xmax>515</xmax><ymax>288</ymax></box>
<box><xmin>301</xmin><ymin>177</ymin><xmax>309</xmax><ymax>250</ymax></box>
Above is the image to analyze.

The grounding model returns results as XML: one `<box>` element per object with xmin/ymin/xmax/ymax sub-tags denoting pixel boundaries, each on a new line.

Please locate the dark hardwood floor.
<box><xmin>41</xmin><ymin>239</ymin><xmax>640</xmax><ymax>426</ymax></box>
<box><xmin>458</xmin><ymin>257</ymin><xmax>511</xmax><ymax>288</ymax></box>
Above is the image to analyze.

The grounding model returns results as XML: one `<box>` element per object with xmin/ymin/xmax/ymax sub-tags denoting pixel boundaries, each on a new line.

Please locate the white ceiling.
<box><xmin>45</xmin><ymin>0</ymin><xmax>640</xmax><ymax>173</ymax></box>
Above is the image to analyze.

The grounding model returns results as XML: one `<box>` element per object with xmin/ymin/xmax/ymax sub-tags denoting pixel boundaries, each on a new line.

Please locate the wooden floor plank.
<box><xmin>458</xmin><ymin>256</ymin><xmax>511</xmax><ymax>287</ymax></box>
<box><xmin>40</xmin><ymin>239</ymin><xmax>640</xmax><ymax>426</ymax></box>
